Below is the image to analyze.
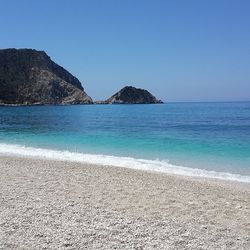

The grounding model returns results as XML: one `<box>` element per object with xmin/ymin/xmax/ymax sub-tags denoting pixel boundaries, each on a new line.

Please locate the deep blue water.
<box><xmin>0</xmin><ymin>102</ymin><xmax>250</xmax><ymax>176</ymax></box>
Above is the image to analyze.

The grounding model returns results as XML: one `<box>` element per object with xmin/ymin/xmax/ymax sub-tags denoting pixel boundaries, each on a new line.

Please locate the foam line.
<box><xmin>0</xmin><ymin>143</ymin><xmax>249</xmax><ymax>183</ymax></box>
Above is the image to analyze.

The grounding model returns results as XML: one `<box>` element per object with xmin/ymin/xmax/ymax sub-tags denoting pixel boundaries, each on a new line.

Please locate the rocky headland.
<box><xmin>0</xmin><ymin>48</ymin><xmax>93</xmax><ymax>105</ymax></box>
<box><xmin>0</xmin><ymin>49</ymin><xmax>164</xmax><ymax>105</ymax></box>
<box><xmin>96</xmin><ymin>86</ymin><xmax>163</xmax><ymax>104</ymax></box>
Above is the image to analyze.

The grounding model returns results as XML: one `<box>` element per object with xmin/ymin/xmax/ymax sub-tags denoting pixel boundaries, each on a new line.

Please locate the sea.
<box><xmin>0</xmin><ymin>102</ymin><xmax>250</xmax><ymax>183</ymax></box>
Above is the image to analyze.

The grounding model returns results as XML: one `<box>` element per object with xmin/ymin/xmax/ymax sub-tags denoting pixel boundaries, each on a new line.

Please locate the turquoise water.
<box><xmin>0</xmin><ymin>102</ymin><xmax>250</xmax><ymax>178</ymax></box>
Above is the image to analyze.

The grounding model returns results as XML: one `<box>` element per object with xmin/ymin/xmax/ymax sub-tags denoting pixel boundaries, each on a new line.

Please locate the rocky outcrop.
<box><xmin>0</xmin><ymin>48</ymin><xmax>93</xmax><ymax>105</ymax></box>
<box><xmin>97</xmin><ymin>86</ymin><xmax>163</xmax><ymax>104</ymax></box>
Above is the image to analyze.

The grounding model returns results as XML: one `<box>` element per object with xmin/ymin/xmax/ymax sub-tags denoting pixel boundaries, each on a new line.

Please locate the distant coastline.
<box><xmin>0</xmin><ymin>48</ymin><xmax>162</xmax><ymax>106</ymax></box>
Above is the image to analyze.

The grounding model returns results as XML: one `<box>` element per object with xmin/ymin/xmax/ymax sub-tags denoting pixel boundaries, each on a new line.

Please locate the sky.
<box><xmin>0</xmin><ymin>0</ymin><xmax>250</xmax><ymax>102</ymax></box>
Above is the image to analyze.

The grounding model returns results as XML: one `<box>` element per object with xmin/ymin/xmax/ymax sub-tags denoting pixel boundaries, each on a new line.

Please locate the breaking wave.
<box><xmin>0</xmin><ymin>143</ymin><xmax>250</xmax><ymax>183</ymax></box>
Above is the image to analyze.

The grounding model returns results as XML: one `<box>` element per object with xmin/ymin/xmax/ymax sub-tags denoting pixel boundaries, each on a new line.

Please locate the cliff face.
<box><xmin>100</xmin><ymin>86</ymin><xmax>163</xmax><ymax>104</ymax></box>
<box><xmin>0</xmin><ymin>49</ymin><xmax>93</xmax><ymax>105</ymax></box>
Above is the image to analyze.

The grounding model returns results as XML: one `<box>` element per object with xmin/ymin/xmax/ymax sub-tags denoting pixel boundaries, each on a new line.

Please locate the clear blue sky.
<box><xmin>1</xmin><ymin>0</ymin><xmax>250</xmax><ymax>102</ymax></box>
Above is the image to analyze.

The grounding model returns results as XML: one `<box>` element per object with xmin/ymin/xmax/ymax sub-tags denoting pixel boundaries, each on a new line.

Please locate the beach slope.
<box><xmin>0</xmin><ymin>156</ymin><xmax>249</xmax><ymax>249</ymax></box>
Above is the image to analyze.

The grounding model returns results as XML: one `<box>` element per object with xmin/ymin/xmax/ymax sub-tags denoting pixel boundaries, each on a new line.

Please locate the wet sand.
<box><xmin>0</xmin><ymin>156</ymin><xmax>249</xmax><ymax>249</ymax></box>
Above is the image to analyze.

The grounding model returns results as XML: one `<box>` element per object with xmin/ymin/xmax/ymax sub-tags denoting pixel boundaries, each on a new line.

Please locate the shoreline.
<box><xmin>0</xmin><ymin>143</ymin><xmax>250</xmax><ymax>184</ymax></box>
<box><xmin>0</xmin><ymin>155</ymin><xmax>249</xmax><ymax>249</ymax></box>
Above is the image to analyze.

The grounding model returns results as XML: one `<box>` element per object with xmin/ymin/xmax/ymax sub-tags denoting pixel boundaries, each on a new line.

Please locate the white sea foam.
<box><xmin>0</xmin><ymin>143</ymin><xmax>249</xmax><ymax>183</ymax></box>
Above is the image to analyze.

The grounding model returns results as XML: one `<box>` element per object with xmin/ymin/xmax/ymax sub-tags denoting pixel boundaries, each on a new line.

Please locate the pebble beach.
<box><xmin>0</xmin><ymin>156</ymin><xmax>249</xmax><ymax>249</ymax></box>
